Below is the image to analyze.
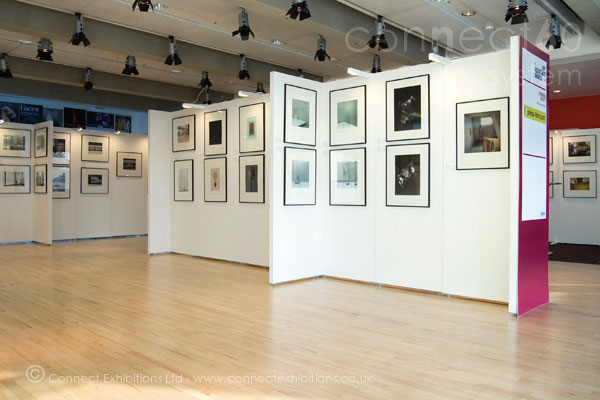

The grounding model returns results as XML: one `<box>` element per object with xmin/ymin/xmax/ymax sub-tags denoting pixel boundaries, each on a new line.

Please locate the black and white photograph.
<box><xmin>204</xmin><ymin>157</ymin><xmax>227</xmax><ymax>202</ymax></box>
<box><xmin>34</xmin><ymin>127</ymin><xmax>48</xmax><ymax>158</ymax></box>
<box><xmin>239</xmin><ymin>103</ymin><xmax>265</xmax><ymax>153</ymax></box>
<box><xmin>284</xmin><ymin>85</ymin><xmax>317</xmax><ymax>146</ymax></box>
<box><xmin>34</xmin><ymin>164</ymin><xmax>47</xmax><ymax>194</ymax></box>
<box><xmin>563</xmin><ymin>170</ymin><xmax>597</xmax><ymax>198</ymax></box>
<box><xmin>386</xmin><ymin>143</ymin><xmax>430</xmax><ymax>207</ymax></box>
<box><xmin>174</xmin><ymin>159</ymin><xmax>194</xmax><ymax>201</ymax></box>
<box><xmin>0</xmin><ymin>165</ymin><xmax>30</xmax><ymax>194</ymax></box>
<box><xmin>117</xmin><ymin>152</ymin><xmax>142</xmax><ymax>177</ymax></box>
<box><xmin>563</xmin><ymin>135</ymin><xmax>596</xmax><ymax>164</ymax></box>
<box><xmin>52</xmin><ymin>132</ymin><xmax>71</xmax><ymax>165</ymax></box>
<box><xmin>52</xmin><ymin>166</ymin><xmax>70</xmax><ymax>199</ymax></box>
<box><xmin>0</xmin><ymin>128</ymin><xmax>31</xmax><ymax>158</ymax></box>
<box><xmin>204</xmin><ymin>110</ymin><xmax>227</xmax><ymax>156</ymax></box>
<box><xmin>81</xmin><ymin>135</ymin><xmax>110</xmax><ymax>162</ymax></box>
<box><xmin>81</xmin><ymin>167</ymin><xmax>109</xmax><ymax>194</ymax></box>
<box><xmin>330</xmin><ymin>86</ymin><xmax>366</xmax><ymax>146</ymax></box>
<box><xmin>330</xmin><ymin>148</ymin><xmax>366</xmax><ymax>206</ymax></box>
<box><xmin>172</xmin><ymin>115</ymin><xmax>196</xmax><ymax>152</ymax></box>
<box><xmin>386</xmin><ymin>75</ymin><xmax>429</xmax><ymax>141</ymax></box>
<box><xmin>284</xmin><ymin>147</ymin><xmax>316</xmax><ymax>205</ymax></box>
<box><xmin>239</xmin><ymin>154</ymin><xmax>264</xmax><ymax>203</ymax></box>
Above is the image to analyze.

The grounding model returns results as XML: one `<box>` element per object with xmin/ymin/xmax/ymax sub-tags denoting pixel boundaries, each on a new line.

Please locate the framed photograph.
<box><xmin>284</xmin><ymin>85</ymin><xmax>317</xmax><ymax>146</ymax></box>
<box><xmin>19</xmin><ymin>103</ymin><xmax>43</xmax><ymax>124</ymax></box>
<box><xmin>44</xmin><ymin>108</ymin><xmax>63</xmax><ymax>127</ymax></box>
<box><xmin>456</xmin><ymin>97</ymin><xmax>509</xmax><ymax>170</ymax></box>
<box><xmin>52</xmin><ymin>166</ymin><xmax>70</xmax><ymax>199</ymax></box>
<box><xmin>386</xmin><ymin>75</ymin><xmax>429</xmax><ymax>141</ymax></box>
<box><xmin>174</xmin><ymin>159</ymin><xmax>193</xmax><ymax>201</ymax></box>
<box><xmin>63</xmin><ymin>107</ymin><xmax>86</xmax><ymax>129</ymax></box>
<box><xmin>549</xmin><ymin>137</ymin><xmax>553</xmax><ymax>165</ymax></box>
<box><xmin>81</xmin><ymin>167</ymin><xmax>109</xmax><ymax>194</ymax></box>
<box><xmin>204</xmin><ymin>110</ymin><xmax>227</xmax><ymax>156</ymax></box>
<box><xmin>34</xmin><ymin>128</ymin><xmax>48</xmax><ymax>158</ymax></box>
<box><xmin>115</xmin><ymin>115</ymin><xmax>132</xmax><ymax>133</ymax></box>
<box><xmin>0</xmin><ymin>102</ymin><xmax>20</xmax><ymax>122</ymax></box>
<box><xmin>386</xmin><ymin>143</ymin><xmax>430</xmax><ymax>207</ymax></box>
<box><xmin>549</xmin><ymin>170</ymin><xmax>554</xmax><ymax>199</ymax></box>
<box><xmin>116</xmin><ymin>152</ymin><xmax>142</xmax><ymax>177</ymax></box>
<box><xmin>81</xmin><ymin>135</ymin><xmax>109</xmax><ymax>163</ymax></box>
<box><xmin>563</xmin><ymin>135</ymin><xmax>596</xmax><ymax>164</ymax></box>
<box><xmin>239</xmin><ymin>103</ymin><xmax>265</xmax><ymax>153</ymax></box>
<box><xmin>284</xmin><ymin>147</ymin><xmax>316</xmax><ymax>206</ymax></box>
<box><xmin>86</xmin><ymin>112</ymin><xmax>115</xmax><ymax>130</ymax></box>
<box><xmin>0</xmin><ymin>165</ymin><xmax>30</xmax><ymax>194</ymax></box>
<box><xmin>0</xmin><ymin>128</ymin><xmax>31</xmax><ymax>158</ymax></box>
<box><xmin>34</xmin><ymin>164</ymin><xmax>47</xmax><ymax>194</ymax></box>
<box><xmin>239</xmin><ymin>154</ymin><xmax>264</xmax><ymax>203</ymax></box>
<box><xmin>329</xmin><ymin>148</ymin><xmax>366</xmax><ymax>206</ymax></box>
<box><xmin>330</xmin><ymin>86</ymin><xmax>366</xmax><ymax>146</ymax></box>
<box><xmin>204</xmin><ymin>157</ymin><xmax>227</xmax><ymax>202</ymax></box>
<box><xmin>563</xmin><ymin>170</ymin><xmax>597</xmax><ymax>198</ymax></box>
<box><xmin>52</xmin><ymin>132</ymin><xmax>71</xmax><ymax>165</ymax></box>
<box><xmin>172</xmin><ymin>115</ymin><xmax>196</xmax><ymax>152</ymax></box>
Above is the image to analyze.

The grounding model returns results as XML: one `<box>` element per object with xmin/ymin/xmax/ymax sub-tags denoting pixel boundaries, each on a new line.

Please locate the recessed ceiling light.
<box><xmin>462</xmin><ymin>10</ymin><xmax>476</xmax><ymax>17</ymax></box>
<box><xmin>553</xmin><ymin>89</ymin><xmax>561</xmax><ymax>93</ymax></box>
<box><xmin>153</xmin><ymin>3</ymin><xmax>167</xmax><ymax>11</ymax></box>
<box><xmin>18</xmin><ymin>39</ymin><xmax>33</xmax><ymax>44</ymax></box>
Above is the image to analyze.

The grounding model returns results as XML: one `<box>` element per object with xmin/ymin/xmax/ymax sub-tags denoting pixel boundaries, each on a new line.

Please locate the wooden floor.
<box><xmin>0</xmin><ymin>238</ymin><xmax>598</xmax><ymax>400</ymax></box>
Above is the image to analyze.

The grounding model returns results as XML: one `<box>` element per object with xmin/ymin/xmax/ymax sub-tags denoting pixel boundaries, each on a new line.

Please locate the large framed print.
<box><xmin>330</xmin><ymin>86</ymin><xmax>366</xmax><ymax>146</ymax></box>
<box><xmin>34</xmin><ymin>128</ymin><xmax>48</xmax><ymax>158</ymax></box>
<box><xmin>563</xmin><ymin>170</ymin><xmax>597</xmax><ymax>198</ymax></box>
<box><xmin>386</xmin><ymin>75</ymin><xmax>429</xmax><ymax>141</ymax></box>
<box><xmin>86</xmin><ymin>111</ymin><xmax>115</xmax><ymax>130</ymax></box>
<box><xmin>204</xmin><ymin>157</ymin><xmax>227</xmax><ymax>202</ymax></box>
<box><xmin>239</xmin><ymin>154</ymin><xmax>264</xmax><ymax>203</ymax></box>
<box><xmin>63</xmin><ymin>107</ymin><xmax>86</xmax><ymax>129</ymax></box>
<box><xmin>0</xmin><ymin>128</ymin><xmax>31</xmax><ymax>158</ymax></box>
<box><xmin>116</xmin><ymin>152</ymin><xmax>142</xmax><ymax>177</ymax></box>
<box><xmin>549</xmin><ymin>137</ymin><xmax>553</xmax><ymax>165</ymax></box>
<box><xmin>34</xmin><ymin>164</ymin><xmax>47</xmax><ymax>194</ymax></box>
<box><xmin>52</xmin><ymin>132</ymin><xmax>71</xmax><ymax>165</ymax></box>
<box><xmin>81</xmin><ymin>167</ymin><xmax>109</xmax><ymax>194</ymax></box>
<box><xmin>239</xmin><ymin>103</ymin><xmax>265</xmax><ymax>153</ymax></box>
<box><xmin>0</xmin><ymin>165</ymin><xmax>30</xmax><ymax>194</ymax></box>
<box><xmin>456</xmin><ymin>97</ymin><xmax>510</xmax><ymax>170</ymax></box>
<box><xmin>52</xmin><ymin>166</ymin><xmax>70</xmax><ymax>199</ymax></box>
<box><xmin>174</xmin><ymin>159</ymin><xmax>194</xmax><ymax>201</ymax></box>
<box><xmin>386</xmin><ymin>143</ymin><xmax>430</xmax><ymax>208</ymax></box>
<box><xmin>81</xmin><ymin>135</ymin><xmax>109</xmax><ymax>162</ymax></box>
<box><xmin>284</xmin><ymin>147</ymin><xmax>316</xmax><ymax>206</ymax></box>
<box><xmin>204</xmin><ymin>110</ymin><xmax>227</xmax><ymax>156</ymax></box>
<box><xmin>549</xmin><ymin>171</ymin><xmax>554</xmax><ymax>199</ymax></box>
<box><xmin>563</xmin><ymin>135</ymin><xmax>596</xmax><ymax>164</ymax></box>
<box><xmin>284</xmin><ymin>85</ymin><xmax>317</xmax><ymax>146</ymax></box>
<box><xmin>172</xmin><ymin>115</ymin><xmax>196</xmax><ymax>152</ymax></box>
<box><xmin>329</xmin><ymin>148</ymin><xmax>366</xmax><ymax>206</ymax></box>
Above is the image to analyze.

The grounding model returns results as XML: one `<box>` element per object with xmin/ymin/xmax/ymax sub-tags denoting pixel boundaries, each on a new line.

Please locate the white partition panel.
<box><xmin>32</xmin><ymin>121</ymin><xmax>53</xmax><ymax>245</ymax></box>
<box><xmin>148</xmin><ymin>110</ymin><xmax>171</xmax><ymax>254</ymax></box>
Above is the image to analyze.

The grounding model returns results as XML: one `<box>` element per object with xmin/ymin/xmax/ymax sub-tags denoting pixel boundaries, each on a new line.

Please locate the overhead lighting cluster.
<box><xmin>314</xmin><ymin>35</ymin><xmax>330</xmax><ymax>62</ymax></box>
<box><xmin>546</xmin><ymin>14</ymin><xmax>563</xmax><ymax>49</ymax></box>
<box><xmin>122</xmin><ymin>55</ymin><xmax>139</xmax><ymax>75</ymax></box>
<box><xmin>84</xmin><ymin>67</ymin><xmax>93</xmax><ymax>90</ymax></box>
<box><xmin>239</xmin><ymin>54</ymin><xmax>250</xmax><ymax>80</ymax></box>
<box><xmin>165</xmin><ymin>36</ymin><xmax>182</xmax><ymax>65</ymax></box>
<box><xmin>368</xmin><ymin>16</ymin><xmax>388</xmax><ymax>50</ymax></box>
<box><xmin>505</xmin><ymin>0</ymin><xmax>528</xmax><ymax>25</ymax></box>
<box><xmin>232</xmin><ymin>9</ymin><xmax>254</xmax><ymax>41</ymax></box>
<box><xmin>132</xmin><ymin>0</ymin><xmax>154</xmax><ymax>12</ymax></box>
<box><xmin>0</xmin><ymin>53</ymin><xmax>12</xmax><ymax>78</ymax></box>
<box><xmin>287</xmin><ymin>1</ymin><xmax>311</xmax><ymax>21</ymax></box>
<box><xmin>70</xmin><ymin>13</ymin><xmax>91</xmax><ymax>47</ymax></box>
<box><xmin>36</xmin><ymin>38</ymin><xmax>53</xmax><ymax>61</ymax></box>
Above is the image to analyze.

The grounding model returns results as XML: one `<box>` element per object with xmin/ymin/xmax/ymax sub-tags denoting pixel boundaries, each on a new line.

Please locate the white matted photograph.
<box><xmin>0</xmin><ymin>128</ymin><xmax>31</xmax><ymax>158</ymax></box>
<box><xmin>204</xmin><ymin>157</ymin><xmax>227</xmax><ymax>202</ymax></box>
<box><xmin>34</xmin><ymin>128</ymin><xmax>48</xmax><ymax>158</ymax></box>
<box><xmin>239</xmin><ymin>103</ymin><xmax>265</xmax><ymax>153</ymax></box>
<box><xmin>284</xmin><ymin>147</ymin><xmax>316</xmax><ymax>206</ymax></box>
<box><xmin>239</xmin><ymin>154</ymin><xmax>264</xmax><ymax>203</ymax></box>
<box><xmin>549</xmin><ymin>137</ymin><xmax>553</xmax><ymax>165</ymax></box>
<box><xmin>52</xmin><ymin>166</ymin><xmax>70</xmax><ymax>199</ymax></box>
<box><xmin>0</xmin><ymin>165</ymin><xmax>30</xmax><ymax>194</ymax></box>
<box><xmin>330</xmin><ymin>86</ymin><xmax>366</xmax><ymax>146</ymax></box>
<box><xmin>562</xmin><ymin>135</ymin><xmax>596</xmax><ymax>164</ymax></box>
<box><xmin>563</xmin><ymin>170</ymin><xmax>597</xmax><ymax>198</ymax></box>
<box><xmin>329</xmin><ymin>148</ymin><xmax>366</xmax><ymax>206</ymax></box>
<box><xmin>172</xmin><ymin>115</ymin><xmax>196</xmax><ymax>152</ymax></box>
<box><xmin>34</xmin><ymin>164</ymin><xmax>47</xmax><ymax>194</ymax></box>
<box><xmin>52</xmin><ymin>132</ymin><xmax>71</xmax><ymax>165</ymax></box>
<box><xmin>117</xmin><ymin>152</ymin><xmax>142</xmax><ymax>177</ymax></box>
<box><xmin>386</xmin><ymin>143</ymin><xmax>430</xmax><ymax>207</ymax></box>
<box><xmin>386</xmin><ymin>75</ymin><xmax>429</xmax><ymax>141</ymax></box>
<box><xmin>81</xmin><ymin>167</ymin><xmax>109</xmax><ymax>194</ymax></box>
<box><xmin>174</xmin><ymin>159</ymin><xmax>194</xmax><ymax>201</ymax></box>
<box><xmin>204</xmin><ymin>110</ymin><xmax>227</xmax><ymax>156</ymax></box>
<box><xmin>284</xmin><ymin>85</ymin><xmax>317</xmax><ymax>146</ymax></box>
<box><xmin>81</xmin><ymin>135</ymin><xmax>110</xmax><ymax>163</ymax></box>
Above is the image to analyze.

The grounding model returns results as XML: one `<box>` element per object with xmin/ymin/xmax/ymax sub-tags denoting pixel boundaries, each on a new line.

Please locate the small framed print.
<box><xmin>563</xmin><ymin>170</ymin><xmax>597</xmax><ymax>198</ymax></box>
<box><xmin>34</xmin><ymin>164</ymin><xmax>47</xmax><ymax>194</ymax></box>
<box><xmin>330</xmin><ymin>86</ymin><xmax>366</xmax><ymax>146</ymax></box>
<box><xmin>563</xmin><ymin>135</ymin><xmax>596</xmax><ymax>164</ymax></box>
<box><xmin>386</xmin><ymin>143</ymin><xmax>430</xmax><ymax>208</ymax></box>
<box><xmin>174</xmin><ymin>159</ymin><xmax>194</xmax><ymax>201</ymax></box>
<box><xmin>284</xmin><ymin>147</ymin><xmax>316</xmax><ymax>206</ymax></box>
<box><xmin>284</xmin><ymin>85</ymin><xmax>317</xmax><ymax>146</ymax></box>
<box><xmin>0</xmin><ymin>165</ymin><xmax>30</xmax><ymax>194</ymax></box>
<box><xmin>81</xmin><ymin>167</ymin><xmax>109</xmax><ymax>194</ymax></box>
<box><xmin>117</xmin><ymin>152</ymin><xmax>142</xmax><ymax>177</ymax></box>
<box><xmin>239</xmin><ymin>103</ymin><xmax>265</xmax><ymax>153</ymax></box>
<box><xmin>52</xmin><ymin>132</ymin><xmax>71</xmax><ymax>165</ymax></box>
<box><xmin>52</xmin><ymin>166</ymin><xmax>71</xmax><ymax>199</ymax></box>
<box><xmin>0</xmin><ymin>128</ymin><xmax>31</xmax><ymax>158</ymax></box>
<box><xmin>549</xmin><ymin>171</ymin><xmax>554</xmax><ymax>198</ymax></box>
<box><xmin>456</xmin><ymin>97</ymin><xmax>510</xmax><ymax>170</ymax></box>
<box><xmin>34</xmin><ymin>128</ymin><xmax>48</xmax><ymax>158</ymax></box>
<box><xmin>329</xmin><ymin>148</ymin><xmax>366</xmax><ymax>206</ymax></box>
<box><xmin>386</xmin><ymin>75</ymin><xmax>430</xmax><ymax>141</ymax></box>
<box><xmin>239</xmin><ymin>154</ymin><xmax>264</xmax><ymax>203</ymax></box>
<box><xmin>172</xmin><ymin>115</ymin><xmax>196</xmax><ymax>152</ymax></box>
<box><xmin>81</xmin><ymin>135</ymin><xmax>109</xmax><ymax>162</ymax></box>
<box><xmin>204</xmin><ymin>110</ymin><xmax>227</xmax><ymax>156</ymax></box>
<box><xmin>204</xmin><ymin>157</ymin><xmax>227</xmax><ymax>202</ymax></box>
<box><xmin>549</xmin><ymin>137</ymin><xmax>553</xmax><ymax>165</ymax></box>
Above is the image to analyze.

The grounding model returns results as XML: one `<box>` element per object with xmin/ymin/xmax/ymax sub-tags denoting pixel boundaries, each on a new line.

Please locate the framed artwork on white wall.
<box><xmin>239</xmin><ymin>154</ymin><xmax>264</xmax><ymax>203</ymax></box>
<box><xmin>174</xmin><ymin>159</ymin><xmax>194</xmax><ymax>201</ymax></box>
<box><xmin>116</xmin><ymin>152</ymin><xmax>142</xmax><ymax>177</ymax></box>
<box><xmin>386</xmin><ymin>75</ymin><xmax>430</xmax><ymax>141</ymax></box>
<box><xmin>563</xmin><ymin>170</ymin><xmax>597</xmax><ymax>198</ymax></box>
<box><xmin>204</xmin><ymin>157</ymin><xmax>227</xmax><ymax>202</ymax></box>
<box><xmin>284</xmin><ymin>85</ymin><xmax>317</xmax><ymax>146</ymax></box>
<box><xmin>172</xmin><ymin>115</ymin><xmax>196</xmax><ymax>152</ymax></box>
<box><xmin>34</xmin><ymin>128</ymin><xmax>48</xmax><ymax>158</ymax></box>
<box><xmin>52</xmin><ymin>132</ymin><xmax>71</xmax><ymax>165</ymax></box>
<box><xmin>549</xmin><ymin>170</ymin><xmax>554</xmax><ymax>198</ymax></box>
<box><xmin>563</xmin><ymin>135</ymin><xmax>596</xmax><ymax>164</ymax></box>
<box><xmin>239</xmin><ymin>103</ymin><xmax>265</xmax><ymax>153</ymax></box>
<box><xmin>330</xmin><ymin>86</ymin><xmax>366</xmax><ymax>146</ymax></box>
<box><xmin>81</xmin><ymin>167</ymin><xmax>109</xmax><ymax>194</ymax></box>
<box><xmin>284</xmin><ymin>147</ymin><xmax>316</xmax><ymax>206</ymax></box>
<box><xmin>34</xmin><ymin>164</ymin><xmax>47</xmax><ymax>194</ymax></box>
<box><xmin>386</xmin><ymin>143</ymin><xmax>430</xmax><ymax>208</ymax></box>
<box><xmin>329</xmin><ymin>148</ymin><xmax>366</xmax><ymax>206</ymax></box>
<box><xmin>52</xmin><ymin>166</ymin><xmax>70</xmax><ymax>199</ymax></box>
<box><xmin>0</xmin><ymin>165</ymin><xmax>30</xmax><ymax>194</ymax></box>
<box><xmin>204</xmin><ymin>110</ymin><xmax>227</xmax><ymax>156</ymax></box>
<box><xmin>549</xmin><ymin>137</ymin><xmax>553</xmax><ymax>165</ymax></box>
<box><xmin>0</xmin><ymin>128</ymin><xmax>31</xmax><ymax>158</ymax></box>
<box><xmin>81</xmin><ymin>135</ymin><xmax>109</xmax><ymax>163</ymax></box>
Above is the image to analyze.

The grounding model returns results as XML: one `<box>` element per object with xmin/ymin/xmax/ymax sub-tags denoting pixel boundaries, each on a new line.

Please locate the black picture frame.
<box><xmin>204</xmin><ymin>157</ymin><xmax>228</xmax><ymax>203</ymax></box>
<box><xmin>239</xmin><ymin>154</ymin><xmax>265</xmax><ymax>204</ymax></box>
<box><xmin>80</xmin><ymin>167</ymin><xmax>109</xmax><ymax>195</ymax></box>
<box><xmin>34</xmin><ymin>127</ymin><xmax>48</xmax><ymax>158</ymax></box>
<box><xmin>283</xmin><ymin>84</ymin><xmax>317</xmax><ymax>146</ymax></box>
<box><xmin>52</xmin><ymin>165</ymin><xmax>71</xmax><ymax>199</ymax></box>
<box><xmin>174</xmin><ymin>159</ymin><xmax>194</xmax><ymax>202</ymax></box>
<box><xmin>34</xmin><ymin>164</ymin><xmax>47</xmax><ymax>194</ymax></box>
<box><xmin>172</xmin><ymin>115</ymin><xmax>196</xmax><ymax>153</ymax></box>
<box><xmin>239</xmin><ymin>102</ymin><xmax>266</xmax><ymax>154</ymax></box>
<box><xmin>329</xmin><ymin>85</ymin><xmax>367</xmax><ymax>147</ymax></box>
<box><xmin>385</xmin><ymin>143</ymin><xmax>430</xmax><ymax>208</ymax></box>
<box><xmin>329</xmin><ymin>147</ymin><xmax>367</xmax><ymax>206</ymax></box>
<box><xmin>563</xmin><ymin>170</ymin><xmax>597</xmax><ymax>198</ymax></box>
<box><xmin>562</xmin><ymin>134</ymin><xmax>597</xmax><ymax>164</ymax></box>
<box><xmin>0</xmin><ymin>165</ymin><xmax>31</xmax><ymax>194</ymax></box>
<box><xmin>284</xmin><ymin>146</ymin><xmax>317</xmax><ymax>206</ymax></box>
<box><xmin>52</xmin><ymin>132</ymin><xmax>71</xmax><ymax>165</ymax></box>
<box><xmin>0</xmin><ymin>128</ymin><xmax>32</xmax><ymax>158</ymax></box>
<box><xmin>81</xmin><ymin>134</ymin><xmax>110</xmax><ymax>163</ymax></box>
<box><xmin>204</xmin><ymin>110</ymin><xmax>228</xmax><ymax>156</ymax></box>
<box><xmin>116</xmin><ymin>151</ymin><xmax>143</xmax><ymax>178</ymax></box>
<box><xmin>385</xmin><ymin>74</ymin><xmax>430</xmax><ymax>142</ymax></box>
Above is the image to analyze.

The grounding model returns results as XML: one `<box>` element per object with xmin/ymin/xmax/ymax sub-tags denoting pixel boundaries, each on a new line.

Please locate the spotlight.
<box><xmin>84</xmin><ymin>68</ymin><xmax>93</xmax><ymax>90</ymax></box>
<box><xmin>199</xmin><ymin>71</ymin><xmax>212</xmax><ymax>89</ymax></box>
<box><xmin>298</xmin><ymin>69</ymin><xmax>304</xmax><ymax>78</ymax></box>
<box><xmin>0</xmin><ymin>53</ymin><xmax>12</xmax><ymax>78</ymax></box>
<box><xmin>367</xmin><ymin>16</ymin><xmax>388</xmax><ymax>50</ymax></box>
<box><xmin>70</xmin><ymin>13</ymin><xmax>91</xmax><ymax>47</ymax></box>
<box><xmin>505</xmin><ymin>0</ymin><xmax>528</xmax><ymax>25</ymax></box>
<box><xmin>546</xmin><ymin>15</ymin><xmax>563</xmax><ymax>50</ymax></box>
<box><xmin>371</xmin><ymin>54</ymin><xmax>382</xmax><ymax>73</ymax></box>
<box><xmin>232</xmin><ymin>9</ymin><xmax>254</xmax><ymax>41</ymax></box>
<box><xmin>314</xmin><ymin>35</ymin><xmax>330</xmax><ymax>62</ymax></box>
<box><xmin>286</xmin><ymin>1</ymin><xmax>311</xmax><ymax>21</ymax></box>
<box><xmin>165</xmin><ymin>36</ymin><xmax>182</xmax><ymax>66</ymax></box>
<box><xmin>202</xmin><ymin>89</ymin><xmax>212</xmax><ymax>105</ymax></box>
<box><xmin>256</xmin><ymin>82</ymin><xmax>266</xmax><ymax>93</ymax></box>
<box><xmin>239</xmin><ymin>54</ymin><xmax>250</xmax><ymax>80</ymax></box>
<box><xmin>122</xmin><ymin>56</ymin><xmax>139</xmax><ymax>76</ymax></box>
<box><xmin>36</xmin><ymin>38</ymin><xmax>53</xmax><ymax>62</ymax></box>
<box><xmin>132</xmin><ymin>0</ymin><xmax>154</xmax><ymax>12</ymax></box>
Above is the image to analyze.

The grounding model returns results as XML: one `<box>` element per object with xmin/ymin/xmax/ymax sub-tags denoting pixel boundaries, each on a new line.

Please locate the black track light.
<box><xmin>256</xmin><ymin>82</ymin><xmax>266</xmax><ymax>93</ymax></box>
<box><xmin>165</xmin><ymin>36</ymin><xmax>182</xmax><ymax>66</ymax></box>
<box><xmin>314</xmin><ymin>35</ymin><xmax>330</xmax><ymax>62</ymax></box>
<box><xmin>202</xmin><ymin>89</ymin><xmax>212</xmax><ymax>105</ymax></box>
<box><xmin>199</xmin><ymin>71</ymin><xmax>212</xmax><ymax>89</ymax></box>
<box><xmin>546</xmin><ymin>15</ymin><xmax>563</xmax><ymax>50</ymax></box>
<box><xmin>505</xmin><ymin>0</ymin><xmax>528</xmax><ymax>25</ymax></box>
<box><xmin>286</xmin><ymin>1</ymin><xmax>311</xmax><ymax>21</ymax></box>
<box><xmin>367</xmin><ymin>16</ymin><xmax>388</xmax><ymax>50</ymax></box>
<box><xmin>132</xmin><ymin>0</ymin><xmax>154</xmax><ymax>12</ymax></box>
<box><xmin>239</xmin><ymin>54</ymin><xmax>250</xmax><ymax>80</ymax></box>
<box><xmin>122</xmin><ymin>56</ymin><xmax>139</xmax><ymax>76</ymax></box>
<box><xmin>0</xmin><ymin>53</ymin><xmax>12</xmax><ymax>78</ymax></box>
<box><xmin>371</xmin><ymin>54</ymin><xmax>382</xmax><ymax>73</ymax></box>
<box><xmin>70</xmin><ymin>13</ymin><xmax>91</xmax><ymax>47</ymax></box>
<box><xmin>232</xmin><ymin>9</ymin><xmax>254</xmax><ymax>41</ymax></box>
<box><xmin>36</xmin><ymin>38</ymin><xmax>53</xmax><ymax>62</ymax></box>
<box><xmin>298</xmin><ymin>69</ymin><xmax>304</xmax><ymax>78</ymax></box>
<box><xmin>84</xmin><ymin>68</ymin><xmax>93</xmax><ymax>91</ymax></box>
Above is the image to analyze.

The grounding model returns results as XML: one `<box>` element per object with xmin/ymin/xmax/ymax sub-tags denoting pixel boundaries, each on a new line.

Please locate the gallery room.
<box><xmin>0</xmin><ymin>0</ymin><xmax>599</xmax><ymax>399</ymax></box>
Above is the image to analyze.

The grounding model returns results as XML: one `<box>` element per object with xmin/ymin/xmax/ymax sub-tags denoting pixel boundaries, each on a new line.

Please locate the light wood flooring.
<box><xmin>0</xmin><ymin>238</ymin><xmax>598</xmax><ymax>399</ymax></box>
